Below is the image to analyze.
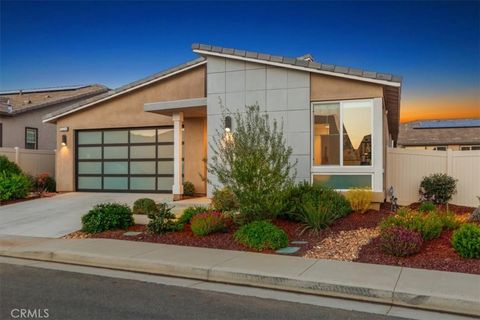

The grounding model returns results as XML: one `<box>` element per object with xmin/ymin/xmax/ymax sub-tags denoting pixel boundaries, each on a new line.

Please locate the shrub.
<box><xmin>380</xmin><ymin>209</ymin><xmax>443</xmax><ymax>240</ymax></box>
<box><xmin>281</xmin><ymin>181</ymin><xmax>317</xmax><ymax>221</ymax></box>
<box><xmin>0</xmin><ymin>155</ymin><xmax>22</xmax><ymax>175</ymax></box>
<box><xmin>183</xmin><ymin>181</ymin><xmax>195</xmax><ymax>197</ymax></box>
<box><xmin>31</xmin><ymin>173</ymin><xmax>56</xmax><ymax>196</ymax></box>
<box><xmin>81</xmin><ymin>203</ymin><xmax>133</xmax><ymax>233</ymax></box>
<box><xmin>439</xmin><ymin>211</ymin><xmax>461</xmax><ymax>230</ymax></box>
<box><xmin>345</xmin><ymin>188</ymin><xmax>372</xmax><ymax>214</ymax></box>
<box><xmin>452</xmin><ymin>224</ymin><xmax>480</xmax><ymax>259</ymax></box>
<box><xmin>132</xmin><ymin>198</ymin><xmax>157</xmax><ymax>215</ymax></box>
<box><xmin>178</xmin><ymin>206</ymin><xmax>208</xmax><ymax>225</ymax></box>
<box><xmin>418</xmin><ymin>201</ymin><xmax>436</xmax><ymax>213</ymax></box>
<box><xmin>208</xmin><ymin>104</ymin><xmax>296</xmax><ymax>223</ymax></box>
<box><xmin>147</xmin><ymin>203</ymin><xmax>181</xmax><ymax>234</ymax></box>
<box><xmin>469</xmin><ymin>197</ymin><xmax>480</xmax><ymax>222</ymax></box>
<box><xmin>211</xmin><ymin>187</ymin><xmax>239</xmax><ymax>212</ymax></box>
<box><xmin>380</xmin><ymin>227</ymin><xmax>423</xmax><ymax>257</ymax></box>
<box><xmin>234</xmin><ymin>220</ymin><xmax>288</xmax><ymax>251</ymax></box>
<box><xmin>0</xmin><ymin>172</ymin><xmax>31</xmax><ymax>201</ymax></box>
<box><xmin>190</xmin><ymin>212</ymin><xmax>225</xmax><ymax>236</ymax></box>
<box><xmin>419</xmin><ymin>173</ymin><xmax>457</xmax><ymax>204</ymax></box>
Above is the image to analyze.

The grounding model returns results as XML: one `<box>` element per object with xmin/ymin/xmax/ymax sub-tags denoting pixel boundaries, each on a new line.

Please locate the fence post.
<box><xmin>14</xmin><ymin>147</ymin><xmax>20</xmax><ymax>164</ymax></box>
<box><xmin>446</xmin><ymin>148</ymin><xmax>453</xmax><ymax>176</ymax></box>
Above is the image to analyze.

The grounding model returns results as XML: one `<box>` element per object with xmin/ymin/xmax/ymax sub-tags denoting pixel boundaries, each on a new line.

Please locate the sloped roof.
<box><xmin>192</xmin><ymin>43</ymin><xmax>402</xmax><ymax>86</ymax></box>
<box><xmin>398</xmin><ymin>119</ymin><xmax>480</xmax><ymax>146</ymax></box>
<box><xmin>43</xmin><ymin>57</ymin><xmax>206</xmax><ymax>123</ymax></box>
<box><xmin>0</xmin><ymin>84</ymin><xmax>108</xmax><ymax>116</ymax></box>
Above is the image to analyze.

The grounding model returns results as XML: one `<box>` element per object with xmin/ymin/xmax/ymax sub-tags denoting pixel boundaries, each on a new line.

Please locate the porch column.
<box><xmin>172</xmin><ymin>112</ymin><xmax>184</xmax><ymax>200</ymax></box>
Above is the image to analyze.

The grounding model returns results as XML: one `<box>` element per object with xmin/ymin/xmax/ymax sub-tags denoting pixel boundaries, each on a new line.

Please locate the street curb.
<box><xmin>1</xmin><ymin>241</ymin><xmax>478</xmax><ymax>317</ymax></box>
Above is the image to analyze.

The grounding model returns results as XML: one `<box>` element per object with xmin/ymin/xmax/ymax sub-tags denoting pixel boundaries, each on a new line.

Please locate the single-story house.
<box><xmin>0</xmin><ymin>85</ymin><xmax>108</xmax><ymax>150</ymax></box>
<box><xmin>398</xmin><ymin>119</ymin><xmax>480</xmax><ymax>151</ymax></box>
<box><xmin>43</xmin><ymin>44</ymin><xmax>402</xmax><ymax>200</ymax></box>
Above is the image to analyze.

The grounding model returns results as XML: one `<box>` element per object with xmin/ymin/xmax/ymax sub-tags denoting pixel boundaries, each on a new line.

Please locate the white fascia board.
<box><xmin>194</xmin><ymin>49</ymin><xmax>401</xmax><ymax>88</ymax></box>
<box><xmin>43</xmin><ymin>60</ymin><xmax>207</xmax><ymax>123</ymax></box>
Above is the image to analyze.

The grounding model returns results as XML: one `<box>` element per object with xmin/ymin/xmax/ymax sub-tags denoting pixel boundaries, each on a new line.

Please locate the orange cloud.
<box><xmin>401</xmin><ymin>92</ymin><xmax>480</xmax><ymax>123</ymax></box>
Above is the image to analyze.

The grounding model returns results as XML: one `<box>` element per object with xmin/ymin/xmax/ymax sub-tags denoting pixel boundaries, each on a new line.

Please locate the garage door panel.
<box><xmin>104</xmin><ymin>146</ymin><xmax>128</xmax><ymax>159</ymax></box>
<box><xmin>104</xmin><ymin>162</ymin><xmax>128</xmax><ymax>174</ymax></box>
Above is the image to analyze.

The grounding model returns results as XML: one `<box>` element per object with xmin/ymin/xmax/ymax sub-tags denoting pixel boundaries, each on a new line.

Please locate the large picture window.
<box><xmin>313</xmin><ymin>100</ymin><xmax>373</xmax><ymax>167</ymax></box>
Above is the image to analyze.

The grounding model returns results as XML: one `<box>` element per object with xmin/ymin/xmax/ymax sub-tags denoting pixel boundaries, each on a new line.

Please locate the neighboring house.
<box><xmin>0</xmin><ymin>85</ymin><xmax>108</xmax><ymax>150</ymax></box>
<box><xmin>398</xmin><ymin>119</ymin><xmax>480</xmax><ymax>151</ymax></box>
<box><xmin>43</xmin><ymin>43</ymin><xmax>402</xmax><ymax>201</ymax></box>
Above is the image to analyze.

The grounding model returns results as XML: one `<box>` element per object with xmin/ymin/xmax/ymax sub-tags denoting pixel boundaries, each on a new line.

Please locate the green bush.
<box><xmin>298</xmin><ymin>199</ymin><xmax>337</xmax><ymax>234</ymax></box>
<box><xmin>439</xmin><ymin>211</ymin><xmax>461</xmax><ymax>230</ymax></box>
<box><xmin>147</xmin><ymin>203</ymin><xmax>181</xmax><ymax>234</ymax></box>
<box><xmin>178</xmin><ymin>206</ymin><xmax>208</xmax><ymax>225</ymax></box>
<box><xmin>0</xmin><ymin>155</ymin><xmax>22</xmax><ymax>175</ymax></box>
<box><xmin>0</xmin><ymin>172</ymin><xmax>31</xmax><ymax>201</ymax></box>
<box><xmin>380</xmin><ymin>209</ymin><xmax>446</xmax><ymax>240</ymax></box>
<box><xmin>190</xmin><ymin>212</ymin><xmax>225</xmax><ymax>236</ymax></box>
<box><xmin>211</xmin><ymin>187</ymin><xmax>239</xmax><ymax>212</ymax></box>
<box><xmin>419</xmin><ymin>173</ymin><xmax>457</xmax><ymax>204</ymax></box>
<box><xmin>183</xmin><ymin>181</ymin><xmax>195</xmax><ymax>197</ymax></box>
<box><xmin>281</xmin><ymin>181</ymin><xmax>316</xmax><ymax>221</ymax></box>
<box><xmin>452</xmin><ymin>224</ymin><xmax>480</xmax><ymax>259</ymax></box>
<box><xmin>234</xmin><ymin>220</ymin><xmax>288</xmax><ymax>251</ymax></box>
<box><xmin>208</xmin><ymin>104</ymin><xmax>296</xmax><ymax>223</ymax></box>
<box><xmin>418</xmin><ymin>201</ymin><xmax>436</xmax><ymax>213</ymax></box>
<box><xmin>81</xmin><ymin>203</ymin><xmax>133</xmax><ymax>233</ymax></box>
<box><xmin>132</xmin><ymin>198</ymin><xmax>157</xmax><ymax>215</ymax></box>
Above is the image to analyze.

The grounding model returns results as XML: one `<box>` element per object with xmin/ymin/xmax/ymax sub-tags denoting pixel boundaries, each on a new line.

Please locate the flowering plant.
<box><xmin>380</xmin><ymin>226</ymin><xmax>423</xmax><ymax>257</ymax></box>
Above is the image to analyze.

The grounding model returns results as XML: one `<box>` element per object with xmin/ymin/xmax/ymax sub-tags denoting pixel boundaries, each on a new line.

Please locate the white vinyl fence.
<box><xmin>0</xmin><ymin>147</ymin><xmax>55</xmax><ymax>177</ymax></box>
<box><xmin>386</xmin><ymin>148</ymin><xmax>480</xmax><ymax>207</ymax></box>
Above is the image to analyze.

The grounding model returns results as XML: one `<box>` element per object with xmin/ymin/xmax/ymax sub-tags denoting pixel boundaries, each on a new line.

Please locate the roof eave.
<box><xmin>193</xmin><ymin>49</ymin><xmax>402</xmax><ymax>88</ymax></box>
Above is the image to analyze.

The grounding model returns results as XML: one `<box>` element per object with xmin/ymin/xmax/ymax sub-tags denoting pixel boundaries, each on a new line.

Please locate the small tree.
<box><xmin>208</xmin><ymin>104</ymin><xmax>296</xmax><ymax>223</ymax></box>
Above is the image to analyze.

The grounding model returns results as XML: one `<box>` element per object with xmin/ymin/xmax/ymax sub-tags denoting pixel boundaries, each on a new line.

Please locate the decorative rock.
<box><xmin>275</xmin><ymin>246</ymin><xmax>300</xmax><ymax>254</ymax></box>
<box><xmin>123</xmin><ymin>231</ymin><xmax>142</xmax><ymax>236</ymax></box>
<box><xmin>291</xmin><ymin>241</ymin><xmax>308</xmax><ymax>245</ymax></box>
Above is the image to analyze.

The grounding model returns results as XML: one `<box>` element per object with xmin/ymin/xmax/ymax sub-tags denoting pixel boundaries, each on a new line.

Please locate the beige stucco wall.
<box><xmin>55</xmin><ymin>65</ymin><xmax>206</xmax><ymax>192</ymax></box>
<box><xmin>310</xmin><ymin>73</ymin><xmax>384</xmax><ymax>101</ymax></box>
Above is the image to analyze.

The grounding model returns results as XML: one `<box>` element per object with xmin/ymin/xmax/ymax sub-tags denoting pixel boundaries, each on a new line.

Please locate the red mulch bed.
<box><xmin>76</xmin><ymin>202</ymin><xmax>480</xmax><ymax>274</ymax></box>
<box><xmin>0</xmin><ymin>192</ymin><xmax>57</xmax><ymax>206</ymax></box>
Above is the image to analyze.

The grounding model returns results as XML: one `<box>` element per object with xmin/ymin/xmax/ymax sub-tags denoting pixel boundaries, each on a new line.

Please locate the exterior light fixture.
<box><xmin>61</xmin><ymin>134</ymin><xmax>67</xmax><ymax>146</ymax></box>
<box><xmin>225</xmin><ymin>116</ymin><xmax>232</xmax><ymax>132</ymax></box>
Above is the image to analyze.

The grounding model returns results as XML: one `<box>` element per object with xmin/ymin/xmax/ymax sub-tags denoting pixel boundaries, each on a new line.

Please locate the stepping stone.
<box><xmin>291</xmin><ymin>241</ymin><xmax>308</xmax><ymax>245</ymax></box>
<box><xmin>123</xmin><ymin>231</ymin><xmax>142</xmax><ymax>236</ymax></box>
<box><xmin>275</xmin><ymin>246</ymin><xmax>300</xmax><ymax>254</ymax></box>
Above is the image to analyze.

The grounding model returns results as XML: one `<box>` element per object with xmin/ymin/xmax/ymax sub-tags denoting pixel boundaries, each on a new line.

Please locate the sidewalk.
<box><xmin>1</xmin><ymin>234</ymin><xmax>478</xmax><ymax>317</ymax></box>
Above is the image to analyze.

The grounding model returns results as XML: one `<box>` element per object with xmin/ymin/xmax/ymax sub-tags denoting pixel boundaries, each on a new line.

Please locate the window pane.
<box><xmin>78</xmin><ymin>131</ymin><xmax>101</xmax><ymax>144</ymax></box>
<box><xmin>157</xmin><ymin>128</ymin><xmax>174</xmax><ymax>142</ymax></box>
<box><xmin>104</xmin><ymin>130</ymin><xmax>128</xmax><ymax>144</ymax></box>
<box><xmin>78</xmin><ymin>162</ymin><xmax>101</xmax><ymax>174</ymax></box>
<box><xmin>130</xmin><ymin>161</ymin><xmax>156</xmax><ymax>174</ymax></box>
<box><xmin>26</xmin><ymin>129</ymin><xmax>36</xmax><ymax>143</ymax></box>
<box><xmin>313</xmin><ymin>103</ymin><xmax>340</xmax><ymax>165</ymax></box>
<box><xmin>313</xmin><ymin>174</ymin><xmax>371</xmax><ymax>189</ymax></box>
<box><xmin>157</xmin><ymin>177</ymin><xmax>174</xmax><ymax>191</ymax></box>
<box><xmin>130</xmin><ymin>145</ymin><xmax>155</xmax><ymax>158</ymax></box>
<box><xmin>157</xmin><ymin>161</ymin><xmax>174</xmax><ymax>174</ymax></box>
<box><xmin>103</xmin><ymin>177</ymin><xmax>128</xmax><ymax>190</ymax></box>
<box><xmin>104</xmin><ymin>146</ymin><xmax>128</xmax><ymax>159</ymax></box>
<box><xmin>157</xmin><ymin>145</ymin><xmax>174</xmax><ymax>158</ymax></box>
<box><xmin>472</xmin><ymin>146</ymin><xmax>480</xmax><ymax>150</ymax></box>
<box><xmin>343</xmin><ymin>101</ymin><xmax>372</xmax><ymax>166</ymax></box>
<box><xmin>104</xmin><ymin>162</ymin><xmax>128</xmax><ymax>174</ymax></box>
<box><xmin>78</xmin><ymin>147</ymin><xmax>101</xmax><ymax>159</ymax></box>
<box><xmin>78</xmin><ymin>177</ymin><xmax>101</xmax><ymax>189</ymax></box>
<box><xmin>130</xmin><ymin>129</ymin><xmax>156</xmax><ymax>143</ymax></box>
<box><xmin>130</xmin><ymin>177</ymin><xmax>155</xmax><ymax>190</ymax></box>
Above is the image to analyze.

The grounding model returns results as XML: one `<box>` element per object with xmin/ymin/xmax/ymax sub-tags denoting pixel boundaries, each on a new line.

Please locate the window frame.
<box><xmin>311</xmin><ymin>99</ymin><xmax>374</xmax><ymax>170</ymax></box>
<box><xmin>25</xmin><ymin>127</ymin><xmax>38</xmax><ymax>150</ymax></box>
<box><xmin>0</xmin><ymin>123</ymin><xmax>2</xmax><ymax>147</ymax></box>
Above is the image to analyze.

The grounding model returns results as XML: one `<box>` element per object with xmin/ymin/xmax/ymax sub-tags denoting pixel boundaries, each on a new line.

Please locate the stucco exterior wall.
<box><xmin>55</xmin><ymin>66</ymin><xmax>206</xmax><ymax>192</ymax></box>
<box><xmin>206</xmin><ymin>56</ymin><xmax>311</xmax><ymax>195</ymax></box>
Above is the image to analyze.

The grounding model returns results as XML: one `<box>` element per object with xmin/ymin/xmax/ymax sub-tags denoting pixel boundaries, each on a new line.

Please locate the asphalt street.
<box><xmin>0</xmin><ymin>263</ymin><xmax>403</xmax><ymax>320</ymax></box>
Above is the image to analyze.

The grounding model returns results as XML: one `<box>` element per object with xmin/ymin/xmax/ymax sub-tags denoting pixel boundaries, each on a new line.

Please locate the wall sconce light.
<box><xmin>225</xmin><ymin>116</ymin><xmax>232</xmax><ymax>132</ymax></box>
<box><xmin>61</xmin><ymin>134</ymin><xmax>67</xmax><ymax>146</ymax></box>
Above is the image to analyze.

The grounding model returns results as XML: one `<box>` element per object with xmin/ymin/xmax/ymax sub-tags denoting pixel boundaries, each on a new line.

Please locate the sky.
<box><xmin>1</xmin><ymin>1</ymin><xmax>479</xmax><ymax>122</ymax></box>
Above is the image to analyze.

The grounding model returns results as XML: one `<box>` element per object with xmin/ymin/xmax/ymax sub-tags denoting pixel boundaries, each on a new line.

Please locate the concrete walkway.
<box><xmin>0</xmin><ymin>235</ymin><xmax>478</xmax><ymax>317</ymax></box>
<box><xmin>0</xmin><ymin>192</ymin><xmax>173</xmax><ymax>237</ymax></box>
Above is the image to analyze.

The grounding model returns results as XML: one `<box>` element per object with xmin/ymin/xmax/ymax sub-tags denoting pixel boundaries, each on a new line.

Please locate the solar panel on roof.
<box><xmin>414</xmin><ymin>119</ymin><xmax>480</xmax><ymax>129</ymax></box>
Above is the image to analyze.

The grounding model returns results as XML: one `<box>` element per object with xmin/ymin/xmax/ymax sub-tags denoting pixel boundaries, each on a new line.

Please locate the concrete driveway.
<box><xmin>0</xmin><ymin>192</ymin><xmax>172</xmax><ymax>238</ymax></box>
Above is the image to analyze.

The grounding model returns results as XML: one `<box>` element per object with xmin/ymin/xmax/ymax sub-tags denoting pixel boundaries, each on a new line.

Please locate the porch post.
<box><xmin>172</xmin><ymin>112</ymin><xmax>184</xmax><ymax>200</ymax></box>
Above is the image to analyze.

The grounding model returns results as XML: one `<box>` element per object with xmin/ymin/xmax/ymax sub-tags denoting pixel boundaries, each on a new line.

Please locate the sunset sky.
<box><xmin>1</xmin><ymin>1</ymin><xmax>479</xmax><ymax>123</ymax></box>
